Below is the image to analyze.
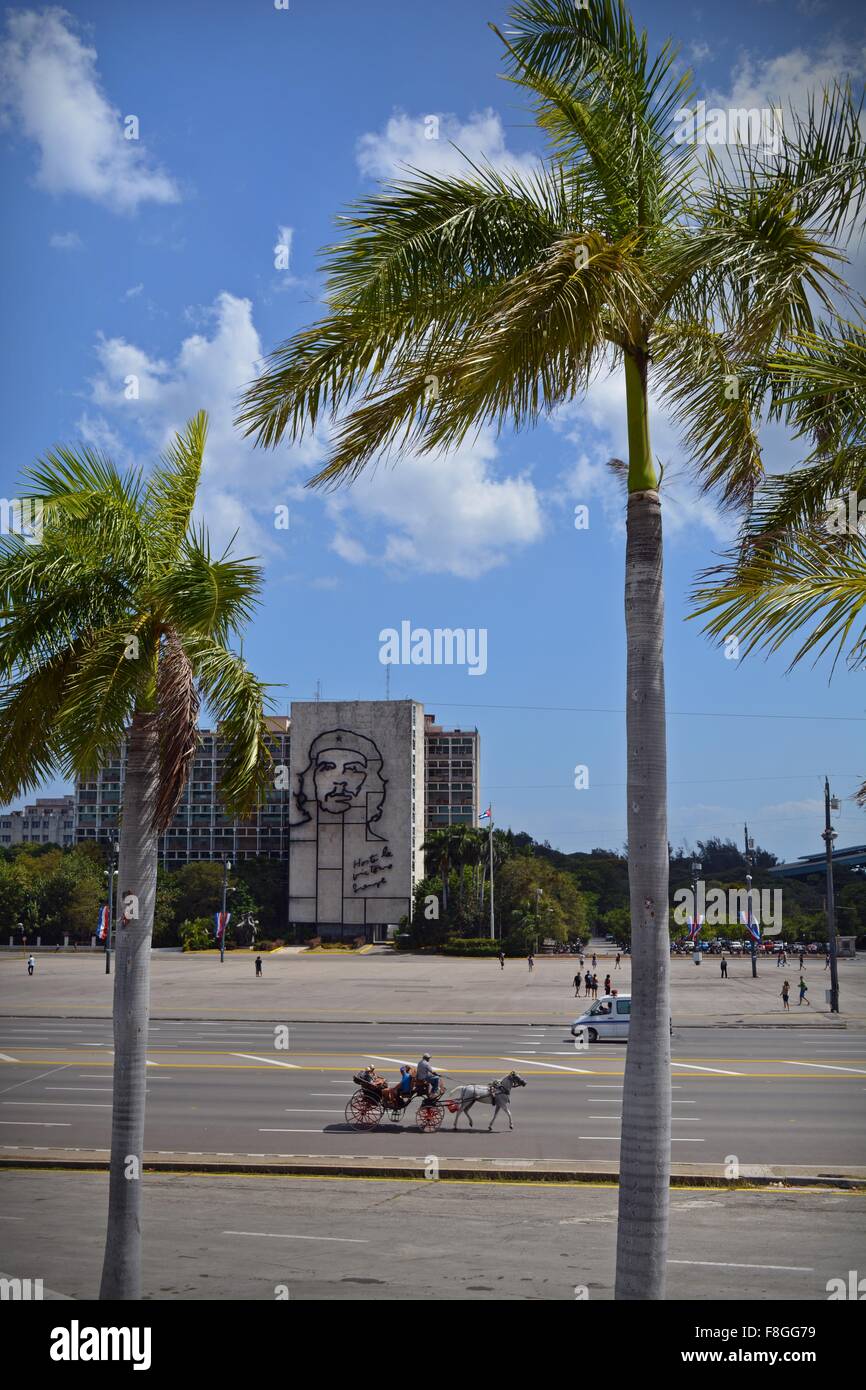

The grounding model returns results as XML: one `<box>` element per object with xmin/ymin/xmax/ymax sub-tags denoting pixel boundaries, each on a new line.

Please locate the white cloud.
<box><xmin>0</xmin><ymin>7</ymin><xmax>180</xmax><ymax>213</ymax></box>
<box><xmin>708</xmin><ymin>41</ymin><xmax>866</xmax><ymax>116</ymax></box>
<box><xmin>122</xmin><ymin>282</ymin><xmax>144</xmax><ymax>299</ymax></box>
<box><xmin>356</xmin><ymin>108</ymin><xmax>539</xmax><ymax>182</ymax></box>
<box><xmin>84</xmin><ymin>291</ymin><xmax>325</xmax><ymax>555</ymax></box>
<box><xmin>326</xmin><ymin>432</ymin><xmax>544</xmax><ymax>578</ymax></box>
<box><xmin>48</xmin><ymin>229</ymin><xmax>81</xmax><ymax>249</ymax></box>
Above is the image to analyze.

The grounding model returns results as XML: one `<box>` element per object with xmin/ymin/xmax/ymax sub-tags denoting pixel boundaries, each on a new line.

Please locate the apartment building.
<box><xmin>74</xmin><ymin>718</ymin><xmax>291</xmax><ymax>866</ymax></box>
<box><xmin>423</xmin><ymin>714</ymin><xmax>481</xmax><ymax>828</ymax></box>
<box><xmin>0</xmin><ymin>796</ymin><xmax>76</xmax><ymax>848</ymax></box>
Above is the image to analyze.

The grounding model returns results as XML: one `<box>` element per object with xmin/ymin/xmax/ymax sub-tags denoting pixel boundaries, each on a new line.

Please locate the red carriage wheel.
<box><xmin>346</xmin><ymin>1090</ymin><xmax>383</xmax><ymax>1130</ymax></box>
<box><xmin>417</xmin><ymin>1103</ymin><xmax>444</xmax><ymax>1133</ymax></box>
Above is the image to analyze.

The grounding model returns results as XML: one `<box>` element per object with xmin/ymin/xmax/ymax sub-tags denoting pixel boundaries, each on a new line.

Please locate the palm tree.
<box><xmin>692</xmin><ymin>316</ymin><xmax>866</xmax><ymax>798</ymax></box>
<box><xmin>422</xmin><ymin>827</ymin><xmax>453</xmax><ymax>910</ymax></box>
<box><xmin>236</xmin><ymin>0</ymin><xmax>864</xmax><ymax>1298</ymax></box>
<box><xmin>0</xmin><ymin>411</ymin><xmax>271</xmax><ymax>1299</ymax></box>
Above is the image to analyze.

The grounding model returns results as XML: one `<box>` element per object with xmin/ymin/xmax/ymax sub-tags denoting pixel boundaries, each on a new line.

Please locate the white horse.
<box><xmin>447</xmin><ymin>1071</ymin><xmax>527</xmax><ymax>1131</ymax></box>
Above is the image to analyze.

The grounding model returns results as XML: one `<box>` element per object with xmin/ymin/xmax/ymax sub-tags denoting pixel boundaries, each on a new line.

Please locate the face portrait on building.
<box><xmin>288</xmin><ymin>701</ymin><xmax>426</xmax><ymax>937</ymax></box>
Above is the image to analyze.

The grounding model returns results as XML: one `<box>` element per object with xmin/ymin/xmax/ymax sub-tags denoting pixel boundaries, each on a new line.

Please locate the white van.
<box><xmin>571</xmin><ymin>994</ymin><xmax>631</xmax><ymax>1042</ymax></box>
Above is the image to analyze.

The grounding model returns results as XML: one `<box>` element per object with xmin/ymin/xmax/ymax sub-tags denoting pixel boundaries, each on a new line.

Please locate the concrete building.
<box><xmin>0</xmin><ymin>796</ymin><xmax>75</xmax><ymax>848</ymax></box>
<box><xmin>75</xmin><ymin>718</ymin><xmax>291</xmax><ymax>865</ymax></box>
<box><xmin>73</xmin><ymin>702</ymin><xmax>481</xmax><ymax>938</ymax></box>
<box><xmin>287</xmin><ymin>700</ymin><xmax>426</xmax><ymax>939</ymax></box>
<box><xmin>424</xmin><ymin>714</ymin><xmax>481</xmax><ymax>828</ymax></box>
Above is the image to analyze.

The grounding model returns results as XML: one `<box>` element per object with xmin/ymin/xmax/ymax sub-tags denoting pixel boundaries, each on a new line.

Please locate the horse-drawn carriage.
<box><xmin>346</xmin><ymin>1066</ymin><xmax>445</xmax><ymax>1132</ymax></box>
<box><xmin>345</xmin><ymin>1065</ymin><xmax>528</xmax><ymax>1133</ymax></box>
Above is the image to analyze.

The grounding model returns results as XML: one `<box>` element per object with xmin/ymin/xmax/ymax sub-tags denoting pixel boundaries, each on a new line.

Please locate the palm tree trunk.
<box><xmin>615</xmin><ymin>488</ymin><xmax>670</xmax><ymax>1298</ymax></box>
<box><xmin>99</xmin><ymin>712</ymin><xmax>160</xmax><ymax>1300</ymax></box>
<box><xmin>615</xmin><ymin>350</ymin><xmax>671</xmax><ymax>1301</ymax></box>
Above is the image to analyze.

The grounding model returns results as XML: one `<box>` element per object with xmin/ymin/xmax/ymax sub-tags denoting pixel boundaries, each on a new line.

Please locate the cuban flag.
<box><xmin>687</xmin><ymin>914</ymin><xmax>703</xmax><ymax>943</ymax></box>
<box><xmin>740</xmin><ymin>910</ymin><xmax>761</xmax><ymax>943</ymax></box>
<box><xmin>214</xmin><ymin>911</ymin><xmax>231</xmax><ymax>941</ymax></box>
<box><xmin>479</xmin><ymin>806</ymin><xmax>492</xmax><ymax>823</ymax></box>
<box><xmin>97</xmin><ymin>905</ymin><xmax>109</xmax><ymax>942</ymax></box>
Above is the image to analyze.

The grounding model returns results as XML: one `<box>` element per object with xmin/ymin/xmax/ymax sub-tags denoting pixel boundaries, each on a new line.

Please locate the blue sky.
<box><xmin>1</xmin><ymin>0</ymin><xmax>864</xmax><ymax>861</ymax></box>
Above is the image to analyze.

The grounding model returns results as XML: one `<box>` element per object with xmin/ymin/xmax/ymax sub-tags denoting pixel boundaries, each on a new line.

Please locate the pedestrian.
<box><xmin>499</xmin><ymin>950</ymin><xmax>505</xmax><ymax>970</ymax></box>
<box><xmin>591</xmin><ymin>973</ymin><xmax>599</xmax><ymax>999</ymax></box>
<box><xmin>614</xmin><ymin>952</ymin><xmax>621</xmax><ymax>969</ymax></box>
<box><xmin>776</xmin><ymin>948</ymin><xmax>784</xmax><ymax>967</ymax></box>
<box><xmin>798</xmin><ymin>951</ymin><xmax>805</xmax><ymax>970</ymax></box>
<box><xmin>573</xmin><ymin>972</ymin><xmax>581</xmax><ymax>997</ymax></box>
<box><xmin>255</xmin><ymin>955</ymin><xmax>262</xmax><ymax>978</ymax></box>
<box><xmin>591</xmin><ymin>953</ymin><xmax>597</xmax><ymax>971</ymax></box>
<box><xmin>527</xmin><ymin>953</ymin><xmax>534</xmax><ymax>973</ymax></box>
<box><xmin>579</xmin><ymin>954</ymin><xmax>585</xmax><ymax>971</ymax></box>
<box><xmin>604</xmin><ymin>974</ymin><xmax>611</xmax><ymax>996</ymax></box>
<box><xmin>824</xmin><ymin>951</ymin><xmax>831</xmax><ymax>970</ymax></box>
<box><xmin>780</xmin><ymin>979</ymin><xmax>790</xmax><ymax>1011</ymax></box>
<box><xmin>26</xmin><ymin>954</ymin><xmax>35</xmax><ymax>977</ymax></box>
<box><xmin>584</xmin><ymin>970</ymin><xmax>592</xmax><ymax>995</ymax></box>
<box><xmin>720</xmin><ymin>957</ymin><xmax>727</xmax><ymax>979</ymax></box>
<box><xmin>798</xmin><ymin>976</ymin><xmax>810</xmax><ymax>1007</ymax></box>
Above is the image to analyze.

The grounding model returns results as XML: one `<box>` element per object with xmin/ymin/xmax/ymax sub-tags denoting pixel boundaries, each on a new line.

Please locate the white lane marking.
<box><xmin>365</xmin><ymin>1054</ymin><xmax>410</xmax><ymax>1066</ymax></box>
<box><xmin>579</xmin><ymin>1135</ymin><xmax>704</xmax><ymax>1142</ymax></box>
<box><xmin>668</xmin><ymin>1259</ymin><xmax>812</xmax><ymax>1272</ymax></box>
<box><xmin>0</xmin><ymin>1054</ymin><xmax>18</xmax><ymax>1063</ymax></box>
<box><xmin>231</xmin><ymin>1054</ymin><xmax>300</xmax><ymax>1069</ymax></box>
<box><xmin>2</xmin><ymin>1101</ymin><xmax>109</xmax><ymax>1108</ymax></box>
<box><xmin>0</xmin><ymin>1064</ymin><xmax>71</xmax><ymax>1097</ymax></box>
<box><xmin>223</xmin><ymin>1230</ymin><xmax>367</xmax><ymax>1243</ymax></box>
<box><xmin>671</xmin><ymin>1062</ymin><xmax>744</xmax><ymax>1076</ymax></box>
<box><xmin>45</xmin><ymin>1087</ymin><xmax>111</xmax><ymax>1092</ymax></box>
<box><xmin>500</xmin><ymin>1056</ymin><xmax>592</xmax><ymax>1074</ymax></box>
<box><xmin>0</xmin><ymin>1121</ymin><xmax>71</xmax><ymax>1127</ymax></box>
<box><xmin>587</xmin><ymin>1085</ymin><xmax>622</xmax><ymax>1089</ymax></box>
<box><xmin>781</xmin><ymin>1060</ymin><xmax>866</xmax><ymax>1075</ymax></box>
<box><xmin>259</xmin><ymin>1128</ymin><xmax>323</xmax><ymax>1133</ymax></box>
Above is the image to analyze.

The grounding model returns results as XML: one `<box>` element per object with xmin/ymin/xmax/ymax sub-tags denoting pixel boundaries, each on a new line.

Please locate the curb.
<box><xmin>2</xmin><ymin>1152</ymin><xmax>864</xmax><ymax>1190</ymax></box>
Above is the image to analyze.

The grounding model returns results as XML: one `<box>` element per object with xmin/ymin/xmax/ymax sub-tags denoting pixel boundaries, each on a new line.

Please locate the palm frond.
<box><xmin>691</xmin><ymin>530</ymin><xmax>866</xmax><ymax>673</ymax></box>
<box><xmin>144</xmin><ymin>411</ymin><xmax>208</xmax><ymax>563</ymax></box>
<box><xmin>153</xmin><ymin>631</ymin><xmax>200</xmax><ymax>832</ymax></box>
<box><xmin>183</xmin><ymin>636</ymin><xmax>274</xmax><ymax>815</ymax></box>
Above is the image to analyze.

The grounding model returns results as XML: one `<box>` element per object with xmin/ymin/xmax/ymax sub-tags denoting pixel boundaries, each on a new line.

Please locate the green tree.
<box><xmin>235</xmin><ymin>1</ymin><xmax>864</xmax><ymax>1298</ymax></box>
<box><xmin>0</xmin><ymin>411</ymin><xmax>271</xmax><ymax>1300</ymax></box>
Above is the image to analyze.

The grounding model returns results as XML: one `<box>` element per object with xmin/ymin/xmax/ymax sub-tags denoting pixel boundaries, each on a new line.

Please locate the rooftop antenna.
<box><xmin>315</xmin><ymin>680</ymin><xmax>321</xmax><ymax>703</ymax></box>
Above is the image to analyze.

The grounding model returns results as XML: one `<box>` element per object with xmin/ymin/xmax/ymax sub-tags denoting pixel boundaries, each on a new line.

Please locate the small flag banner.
<box><xmin>686</xmin><ymin>915</ymin><xmax>704</xmax><ymax>943</ymax></box>
<box><xmin>739</xmin><ymin>910</ymin><xmax>761</xmax><ymax>943</ymax></box>
<box><xmin>214</xmin><ymin>911</ymin><xmax>231</xmax><ymax>941</ymax></box>
<box><xmin>479</xmin><ymin>806</ymin><xmax>492</xmax><ymax>822</ymax></box>
<box><xmin>97</xmin><ymin>905</ymin><xmax>109</xmax><ymax>942</ymax></box>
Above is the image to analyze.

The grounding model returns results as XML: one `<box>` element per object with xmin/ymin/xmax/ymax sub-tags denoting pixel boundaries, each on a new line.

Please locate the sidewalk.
<box><xmin>1</xmin><ymin>950</ymin><xmax>862</xmax><ymax>1026</ymax></box>
<box><xmin>1</xmin><ymin>1146</ymin><xmax>862</xmax><ymax>1190</ymax></box>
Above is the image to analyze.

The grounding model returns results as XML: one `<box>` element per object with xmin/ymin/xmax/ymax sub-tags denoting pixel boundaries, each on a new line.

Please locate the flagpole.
<box><xmin>488</xmin><ymin>806</ymin><xmax>495</xmax><ymax>941</ymax></box>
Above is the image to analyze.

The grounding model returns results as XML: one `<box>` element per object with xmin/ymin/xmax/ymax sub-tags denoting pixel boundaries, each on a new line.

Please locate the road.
<box><xmin>1</xmin><ymin>1169</ymin><xmax>862</xmax><ymax>1300</ymax></box>
<box><xmin>1</xmin><ymin>1018</ymin><xmax>865</xmax><ymax>1168</ymax></box>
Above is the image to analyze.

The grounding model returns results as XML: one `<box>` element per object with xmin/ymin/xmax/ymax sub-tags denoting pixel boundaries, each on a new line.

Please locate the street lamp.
<box><xmin>823</xmin><ymin>778</ymin><xmax>840</xmax><ymax>1014</ymax></box>
<box><xmin>744</xmin><ymin>825</ymin><xmax>757</xmax><ymax>978</ymax></box>
<box><xmin>104</xmin><ymin>841</ymin><xmax>119</xmax><ymax>975</ymax></box>
<box><xmin>219</xmin><ymin>856</ymin><xmax>232</xmax><ymax>963</ymax></box>
<box><xmin>690</xmin><ymin>859</ymin><xmax>702</xmax><ymax>962</ymax></box>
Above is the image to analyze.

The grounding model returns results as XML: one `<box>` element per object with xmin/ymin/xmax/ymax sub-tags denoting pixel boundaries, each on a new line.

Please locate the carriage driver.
<box><xmin>416</xmin><ymin>1053</ymin><xmax>441</xmax><ymax>1099</ymax></box>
